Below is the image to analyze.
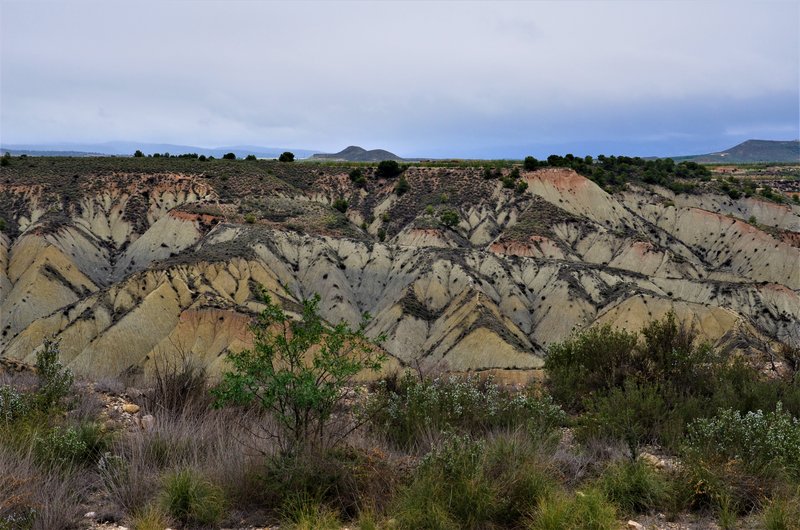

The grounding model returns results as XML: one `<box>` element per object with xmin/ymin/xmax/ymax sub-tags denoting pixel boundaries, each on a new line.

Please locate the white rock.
<box><xmin>140</xmin><ymin>414</ymin><xmax>155</xmax><ymax>431</ymax></box>
<box><xmin>627</xmin><ymin>521</ymin><xmax>644</xmax><ymax>530</ymax></box>
<box><xmin>83</xmin><ymin>511</ymin><xmax>96</xmax><ymax>518</ymax></box>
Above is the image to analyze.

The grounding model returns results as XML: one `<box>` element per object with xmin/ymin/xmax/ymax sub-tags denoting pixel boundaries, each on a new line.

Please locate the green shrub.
<box><xmin>578</xmin><ymin>381</ymin><xmax>672</xmax><ymax>458</ymax></box>
<box><xmin>377</xmin><ymin>227</ymin><xmax>386</xmax><ymax>242</ymax></box>
<box><xmin>160</xmin><ymin>468</ymin><xmax>226</xmax><ymax>527</ymax></box>
<box><xmin>375</xmin><ymin>160</ymin><xmax>401</xmax><ymax>179</ymax></box>
<box><xmin>528</xmin><ymin>488</ymin><xmax>617</xmax><ymax>530</ymax></box>
<box><xmin>515</xmin><ymin>180</ymin><xmax>529</xmax><ymax>194</ymax></box>
<box><xmin>439</xmin><ymin>209</ymin><xmax>459</xmax><ymax>228</ymax></box>
<box><xmin>545</xmin><ymin>324</ymin><xmax>639</xmax><ymax>410</ymax></box>
<box><xmin>0</xmin><ymin>386</ymin><xmax>29</xmax><ymax>424</ymax></box>
<box><xmin>214</xmin><ymin>290</ymin><xmax>385</xmax><ymax>453</ymax></box>
<box><xmin>243</xmin><ymin>213</ymin><xmax>256</xmax><ymax>224</ymax></box>
<box><xmin>393</xmin><ymin>431</ymin><xmax>560</xmax><ymax>529</ymax></box>
<box><xmin>684</xmin><ymin>404</ymin><xmax>800</xmax><ymax>480</ymax></box>
<box><xmin>33</xmin><ymin>339</ymin><xmax>73</xmax><ymax>412</ymax></box>
<box><xmin>394</xmin><ymin>176</ymin><xmax>410</xmax><ymax>196</ymax></box>
<box><xmin>333</xmin><ymin>198</ymin><xmax>349</xmax><ymax>213</ymax></box>
<box><xmin>33</xmin><ymin>423</ymin><xmax>109</xmax><ymax>470</ymax></box>
<box><xmin>679</xmin><ymin>405</ymin><xmax>800</xmax><ymax>515</ymax></box>
<box><xmin>596</xmin><ymin>459</ymin><xmax>669</xmax><ymax>514</ymax></box>
<box><xmin>370</xmin><ymin>373</ymin><xmax>565</xmax><ymax>449</ymax></box>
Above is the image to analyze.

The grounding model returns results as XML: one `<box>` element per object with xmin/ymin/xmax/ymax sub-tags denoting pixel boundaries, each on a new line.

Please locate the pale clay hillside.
<box><xmin>1</xmin><ymin>159</ymin><xmax>798</xmax><ymax>382</ymax></box>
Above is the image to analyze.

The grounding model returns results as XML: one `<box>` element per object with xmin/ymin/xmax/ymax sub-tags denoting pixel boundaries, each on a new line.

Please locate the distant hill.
<box><xmin>311</xmin><ymin>146</ymin><xmax>404</xmax><ymax>162</ymax></box>
<box><xmin>676</xmin><ymin>139</ymin><xmax>800</xmax><ymax>164</ymax></box>
<box><xmin>0</xmin><ymin>142</ymin><xmax>319</xmax><ymax>159</ymax></box>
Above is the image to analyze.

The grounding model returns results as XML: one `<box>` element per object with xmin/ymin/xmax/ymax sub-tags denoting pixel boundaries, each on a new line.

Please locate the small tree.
<box><xmin>33</xmin><ymin>339</ymin><xmax>73</xmax><ymax>412</ymax></box>
<box><xmin>523</xmin><ymin>156</ymin><xmax>539</xmax><ymax>171</ymax></box>
<box><xmin>375</xmin><ymin>160</ymin><xmax>401</xmax><ymax>179</ymax></box>
<box><xmin>245</xmin><ymin>154</ymin><xmax>257</xmax><ymax>161</ymax></box>
<box><xmin>133</xmin><ymin>149</ymin><xmax>144</xmax><ymax>157</ymax></box>
<box><xmin>278</xmin><ymin>151</ymin><xmax>295</xmax><ymax>162</ymax></box>
<box><xmin>213</xmin><ymin>290</ymin><xmax>385</xmax><ymax>453</ymax></box>
<box><xmin>222</xmin><ymin>152</ymin><xmax>237</xmax><ymax>160</ymax></box>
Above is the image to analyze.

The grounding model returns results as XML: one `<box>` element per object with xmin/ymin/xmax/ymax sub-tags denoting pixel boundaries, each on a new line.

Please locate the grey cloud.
<box><xmin>1</xmin><ymin>0</ymin><xmax>797</xmax><ymax>157</ymax></box>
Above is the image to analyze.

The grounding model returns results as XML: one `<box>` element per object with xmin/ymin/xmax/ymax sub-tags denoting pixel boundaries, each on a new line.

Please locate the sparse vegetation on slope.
<box><xmin>1</xmin><ymin>311</ymin><xmax>799</xmax><ymax>529</ymax></box>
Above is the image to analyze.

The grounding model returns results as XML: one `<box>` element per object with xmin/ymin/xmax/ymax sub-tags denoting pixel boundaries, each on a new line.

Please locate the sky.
<box><xmin>1</xmin><ymin>0</ymin><xmax>798</xmax><ymax>159</ymax></box>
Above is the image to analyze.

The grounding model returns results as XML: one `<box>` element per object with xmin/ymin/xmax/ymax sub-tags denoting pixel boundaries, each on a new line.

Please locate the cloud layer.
<box><xmin>2</xmin><ymin>0</ymin><xmax>798</xmax><ymax>157</ymax></box>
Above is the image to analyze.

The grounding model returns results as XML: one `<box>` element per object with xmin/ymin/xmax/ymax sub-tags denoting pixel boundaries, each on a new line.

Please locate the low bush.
<box><xmin>369</xmin><ymin>373</ymin><xmax>565</xmax><ymax>450</ymax></box>
<box><xmin>679</xmin><ymin>405</ymin><xmax>799</xmax><ymax>515</ymax></box>
<box><xmin>596</xmin><ymin>459</ymin><xmax>669</xmax><ymax>515</ymax></box>
<box><xmin>528</xmin><ymin>488</ymin><xmax>617</xmax><ymax>530</ymax></box>
<box><xmin>160</xmin><ymin>468</ymin><xmax>226</xmax><ymax>527</ymax></box>
<box><xmin>33</xmin><ymin>422</ymin><xmax>110</xmax><ymax>470</ymax></box>
<box><xmin>684</xmin><ymin>404</ymin><xmax>800</xmax><ymax>480</ymax></box>
<box><xmin>261</xmin><ymin>445</ymin><xmax>401</xmax><ymax>521</ymax></box>
<box><xmin>393</xmin><ymin>431</ymin><xmax>560</xmax><ymax>529</ymax></box>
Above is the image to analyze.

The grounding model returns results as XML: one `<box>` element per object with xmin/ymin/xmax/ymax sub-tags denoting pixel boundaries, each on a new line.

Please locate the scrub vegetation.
<box><xmin>2</xmin><ymin>304</ymin><xmax>798</xmax><ymax>530</ymax></box>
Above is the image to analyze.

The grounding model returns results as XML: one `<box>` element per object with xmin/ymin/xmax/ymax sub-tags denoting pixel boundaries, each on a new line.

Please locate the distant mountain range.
<box><xmin>310</xmin><ymin>145</ymin><xmax>404</xmax><ymax>162</ymax></box>
<box><xmin>674</xmin><ymin>139</ymin><xmax>800</xmax><ymax>164</ymax></box>
<box><xmin>2</xmin><ymin>139</ymin><xmax>798</xmax><ymax>163</ymax></box>
<box><xmin>0</xmin><ymin>141</ymin><xmax>320</xmax><ymax>159</ymax></box>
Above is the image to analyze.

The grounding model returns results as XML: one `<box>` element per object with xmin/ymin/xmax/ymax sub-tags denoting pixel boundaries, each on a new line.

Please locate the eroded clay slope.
<box><xmin>1</xmin><ymin>161</ymin><xmax>797</xmax><ymax>378</ymax></box>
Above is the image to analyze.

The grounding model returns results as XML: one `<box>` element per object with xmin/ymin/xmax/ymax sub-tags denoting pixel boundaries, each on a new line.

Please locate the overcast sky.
<box><xmin>1</xmin><ymin>0</ymin><xmax>798</xmax><ymax>158</ymax></box>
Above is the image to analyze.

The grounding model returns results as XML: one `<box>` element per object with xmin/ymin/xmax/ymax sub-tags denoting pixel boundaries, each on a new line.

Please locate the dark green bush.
<box><xmin>333</xmin><ymin>198</ymin><xmax>348</xmax><ymax>213</ymax></box>
<box><xmin>394</xmin><ymin>176</ymin><xmax>410</xmax><ymax>196</ymax></box>
<box><xmin>439</xmin><ymin>209</ymin><xmax>459</xmax><ymax>228</ymax></box>
<box><xmin>375</xmin><ymin>160</ymin><xmax>401</xmax><ymax>179</ymax></box>
<box><xmin>545</xmin><ymin>324</ymin><xmax>639</xmax><ymax>410</ymax></box>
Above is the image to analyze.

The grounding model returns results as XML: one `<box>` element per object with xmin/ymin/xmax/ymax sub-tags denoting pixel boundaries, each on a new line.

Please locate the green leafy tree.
<box><xmin>245</xmin><ymin>154</ymin><xmax>257</xmax><ymax>161</ymax></box>
<box><xmin>133</xmin><ymin>149</ymin><xmax>144</xmax><ymax>157</ymax></box>
<box><xmin>213</xmin><ymin>290</ymin><xmax>385</xmax><ymax>453</ymax></box>
<box><xmin>278</xmin><ymin>151</ymin><xmax>295</xmax><ymax>162</ymax></box>
<box><xmin>222</xmin><ymin>152</ymin><xmax>236</xmax><ymax>160</ymax></box>
<box><xmin>523</xmin><ymin>156</ymin><xmax>539</xmax><ymax>171</ymax></box>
